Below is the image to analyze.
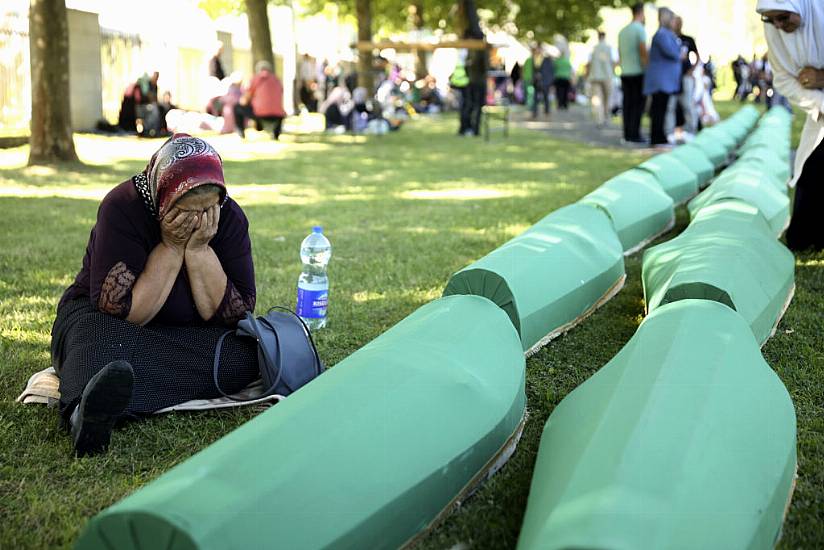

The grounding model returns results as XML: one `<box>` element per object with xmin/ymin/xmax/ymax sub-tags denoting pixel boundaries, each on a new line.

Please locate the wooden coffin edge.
<box><xmin>525</xmin><ymin>273</ymin><xmax>627</xmax><ymax>358</ymax></box>
<box><xmin>402</xmin><ymin>411</ymin><xmax>529</xmax><ymax>550</ymax></box>
<box><xmin>623</xmin><ymin>216</ymin><xmax>677</xmax><ymax>258</ymax></box>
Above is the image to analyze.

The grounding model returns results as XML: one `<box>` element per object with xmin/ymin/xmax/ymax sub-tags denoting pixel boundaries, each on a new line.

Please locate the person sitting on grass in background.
<box><xmin>757</xmin><ymin>0</ymin><xmax>824</xmax><ymax>251</ymax></box>
<box><xmin>52</xmin><ymin>134</ymin><xmax>259</xmax><ymax>457</ymax></box>
<box><xmin>234</xmin><ymin>61</ymin><xmax>286</xmax><ymax>140</ymax></box>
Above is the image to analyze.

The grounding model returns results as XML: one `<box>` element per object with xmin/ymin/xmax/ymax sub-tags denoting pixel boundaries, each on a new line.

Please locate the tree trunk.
<box><xmin>461</xmin><ymin>0</ymin><xmax>483</xmax><ymax>39</ymax></box>
<box><xmin>28</xmin><ymin>0</ymin><xmax>78</xmax><ymax>165</ymax></box>
<box><xmin>356</xmin><ymin>0</ymin><xmax>374</xmax><ymax>92</ymax></box>
<box><xmin>411</xmin><ymin>1</ymin><xmax>427</xmax><ymax>79</ymax></box>
<box><xmin>244</xmin><ymin>0</ymin><xmax>275</xmax><ymax>73</ymax></box>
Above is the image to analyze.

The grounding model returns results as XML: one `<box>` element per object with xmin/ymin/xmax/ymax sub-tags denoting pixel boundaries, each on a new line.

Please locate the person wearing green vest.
<box><xmin>450</xmin><ymin>51</ymin><xmax>470</xmax><ymax>135</ymax></box>
<box><xmin>523</xmin><ymin>47</ymin><xmax>536</xmax><ymax>113</ymax></box>
<box><xmin>553</xmin><ymin>51</ymin><xmax>573</xmax><ymax>110</ymax></box>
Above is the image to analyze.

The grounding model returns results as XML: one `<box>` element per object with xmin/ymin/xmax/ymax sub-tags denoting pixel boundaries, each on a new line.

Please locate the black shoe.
<box><xmin>71</xmin><ymin>360</ymin><xmax>134</xmax><ymax>457</ymax></box>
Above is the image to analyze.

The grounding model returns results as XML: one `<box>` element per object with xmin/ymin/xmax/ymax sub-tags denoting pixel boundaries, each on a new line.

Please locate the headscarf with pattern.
<box><xmin>133</xmin><ymin>133</ymin><xmax>227</xmax><ymax>219</ymax></box>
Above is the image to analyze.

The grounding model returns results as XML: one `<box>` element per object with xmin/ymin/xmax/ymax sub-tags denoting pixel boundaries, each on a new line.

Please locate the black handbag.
<box><xmin>213</xmin><ymin>307</ymin><xmax>324</xmax><ymax>400</ymax></box>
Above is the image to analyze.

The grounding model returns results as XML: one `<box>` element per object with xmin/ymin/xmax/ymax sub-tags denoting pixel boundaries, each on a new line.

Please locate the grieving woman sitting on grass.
<box><xmin>52</xmin><ymin>134</ymin><xmax>259</xmax><ymax>457</ymax></box>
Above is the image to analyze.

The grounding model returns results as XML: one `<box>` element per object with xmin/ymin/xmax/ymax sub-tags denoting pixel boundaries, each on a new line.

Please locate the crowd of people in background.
<box><xmin>105</xmin><ymin>6</ymin><xmax>789</xmax><ymax>151</ymax></box>
<box><xmin>618</xmin><ymin>3</ymin><xmax>721</xmax><ymax>149</ymax></box>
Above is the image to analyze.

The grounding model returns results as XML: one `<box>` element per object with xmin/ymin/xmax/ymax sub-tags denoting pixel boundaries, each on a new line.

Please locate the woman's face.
<box><xmin>761</xmin><ymin>10</ymin><xmax>802</xmax><ymax>33</ymax></box>
<box><xmin>174</xmin><ymin>189</ymin><xmax>221</xmax><ymax>214</ymax></box>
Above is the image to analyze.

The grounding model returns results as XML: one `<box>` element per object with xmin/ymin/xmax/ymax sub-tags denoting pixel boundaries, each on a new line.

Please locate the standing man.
<box><xmin>537</xmin><ymin>52</ymin><xmax>556</xmax><ymax>118</ymax></box>
<box><xmin>451</xmin><ymin>50</ymin><xmax>471</xmax><ymax>135</ymax></box>
<box><xmin>674</xmin><ymin>16</ymin><xmax>699</xmax><ymax>138</ymax></box>
<box><xmin>587</xmin><ymin>31</ymin><xmax>616</xmax><ymax>127</ymax></box>
<box><xmin>618</xmin><ymin>3</ymin><xmax>648</xmax><ymax>143</ymax></box>
<box><xmin>643</xmin><ymin>7</ymin><xmax>684</xmax><ymax>148</ymax></box>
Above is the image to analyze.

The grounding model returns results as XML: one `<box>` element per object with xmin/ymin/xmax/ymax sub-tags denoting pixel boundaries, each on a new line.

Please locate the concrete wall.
<box><xmin>67</xmin><ymin>9</ymin><xmax>102</xmax><ymax>131</ymax></box>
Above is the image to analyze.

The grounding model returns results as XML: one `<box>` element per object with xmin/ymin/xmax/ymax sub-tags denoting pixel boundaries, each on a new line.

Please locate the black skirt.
<box><xmin>51</xmin><ymin>297</ymin><xmax>259</xmax><ymax>419</ymax></box>
<box><xmin>786</xmin><ymin>138</ymin><xmax>824</xmax><ymax>251</ymax></box>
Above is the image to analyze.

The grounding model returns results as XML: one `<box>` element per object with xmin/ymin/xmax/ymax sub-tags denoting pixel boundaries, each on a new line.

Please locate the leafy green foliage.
<box><xmin>481</xmin><ymin>0</ymin><xmax>635</xmax><ymax>42</ymax></box>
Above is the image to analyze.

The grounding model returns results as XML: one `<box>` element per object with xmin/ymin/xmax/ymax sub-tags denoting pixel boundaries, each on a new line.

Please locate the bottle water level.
<box><xmin>296</xmin><ymin>226</ymin><xmax>331</xmax><ymax>330</ymax></box>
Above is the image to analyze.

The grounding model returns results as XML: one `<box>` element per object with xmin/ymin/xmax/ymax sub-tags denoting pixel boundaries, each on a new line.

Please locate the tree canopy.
<box><xmin>200</xmin><ymin>0</ymin><xmax>638</xmax><ymax>44</ymax></box>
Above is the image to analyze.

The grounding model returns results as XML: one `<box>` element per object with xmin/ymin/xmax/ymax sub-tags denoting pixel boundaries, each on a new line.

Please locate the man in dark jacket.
<box><xmin>534</xmin><ymin>53</ymin><xmax>555</xmax><ymax>118</ymax></box>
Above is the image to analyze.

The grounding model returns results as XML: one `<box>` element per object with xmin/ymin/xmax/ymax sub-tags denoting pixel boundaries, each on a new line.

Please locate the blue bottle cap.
<box><xmin>312</xmin><ymin>226</ymin><xmax>323</xmax><ymax>234</ymax></box>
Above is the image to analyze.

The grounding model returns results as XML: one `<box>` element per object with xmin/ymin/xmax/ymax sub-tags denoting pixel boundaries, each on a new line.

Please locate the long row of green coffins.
<box><xmin>519</xmin><ymin>106</ymin><xmax>797</xmax><ymax>550</ymax></box>
<box><xmin>76</xmin><ymin>106</ymin><xmax>797</xmax><ymax>550</ymax></box>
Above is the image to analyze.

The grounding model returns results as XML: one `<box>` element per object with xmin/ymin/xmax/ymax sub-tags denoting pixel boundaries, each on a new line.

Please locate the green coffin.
<box><xmin>517</xmin><ymin>300</ymin><xmax>797</xmax><ymax>550</ymax></box>
<box><xmin>687</xmin><ymin>171</ymin><xmax>791</xmax><ymax>236</ymax></box>
<box><xmin>760</xmin><ymin>106</ymin><xmax>793</xmax><ymax>127</ymax></box>
<box><xmin>741</xmin><ymin>131</ymin><xmax>791</xmax><ymax>162</ymax></box>
<box><xmin>579</xmin><ymin>175</ymin><xmax>675</xmax><ymax>254</ymax></box>
<box><xmin>691</xmin><ymin>132</ymin><xmax>730</xmax><ymax>167</ymax></box>
<box><xmin>719</xmin><ymin>162</ymin><xmax>788</xmax><ymax>194</ymax></box>
<box><xmin>643</xmin><ymin>200</ymin><xmax>795</xmax><ymax>345</ymax></box>
<box><xmin>636</xmin><ymin>155</ymin><xmax>699</xmax><ymax>205</ymax></box>
<box><xmin>732</xmin><ymin>104</ymin><xmax>761</xmax><ymax>127</ymax></box>
<box><xmin>736</xmin><ymin>147</ymin><xmax>791</xmax><ymax>187</ymax></box>
<box><xmin>443</xmin><ymin>204</ymin><xmax>625</xmax><ymax>354</ymax></box>
<box><xmin>700</xmin><ymin>126</ymin><xmax>738</xmax><ymax>152</ymax></box>
<box><xmin>76</xmin><ymin>295</ymin><xmax>527</xmax><ymax>550</ymax></box>
<box><xmin>715</xmin><ymin>119</ymin><xmax>750</xmax><ymax>144</ymax></box>
<box><xmin>667</xmin><ymin>144</ymin><xmax>715</xmax><ymax>187</ymax></box>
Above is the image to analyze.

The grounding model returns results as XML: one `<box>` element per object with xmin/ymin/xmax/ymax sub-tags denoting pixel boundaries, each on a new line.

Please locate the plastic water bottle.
<box><xmin>296</xmin><ymin>226</ymin><xmax>331</xmax><ymax>330</ymax></box>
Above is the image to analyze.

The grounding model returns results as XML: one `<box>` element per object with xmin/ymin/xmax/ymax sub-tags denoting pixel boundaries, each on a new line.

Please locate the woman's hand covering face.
<box><xmin>187</xmin><ymin>204</ymin><xmax>221</xmax><ymax>252</ymax></box>
<box><xmin>161</xmin><ymin>208</ymin><xmax>197</xmax><ymax>252</ymax></box>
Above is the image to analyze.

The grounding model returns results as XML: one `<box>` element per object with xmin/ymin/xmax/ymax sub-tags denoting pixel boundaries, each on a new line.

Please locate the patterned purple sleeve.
<box><xmin>212</xmin><ymin>278</ymin><xmax>256</xmax><ymax>326</ymax></box>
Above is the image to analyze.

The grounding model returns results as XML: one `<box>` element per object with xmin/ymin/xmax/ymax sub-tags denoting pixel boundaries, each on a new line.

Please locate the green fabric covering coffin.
<box><xmin>76</xmin><ymin>295</ymin><xmax>527</xmax><ymax>550</ymax></box>
<box><xmin>643</xmin><ymin>200</ymin><xmax>795</xmax><ymax>345</ymax></box>
<box><xmin>741</xmin><ymin>132</ymin><xmax>791</xmax><ymax>161</ymax></box>
<box><xmin>731</xmin><ymin>104</ymin><xmax>761</xmax><ymax>127</ymax></box>
<box><xmin>517</xmin><ymin>300</ymin><xmax>797</xmax><ymax>550</ymax></box>
<box><xmin>579</xmin><ymin>175</ymin><xmax>675</xmax><ymax>254</ymax></box>
<box><xmin>687</xmin><ymin>170</ymin><xmax>790</xmax><ymax>236</ymax></box>
<box><xmin>736</xmin><ymin>147</ymin><xmax>791</xmax><ymax>187</ymax></box>
<box><xmin>443</xmin><ymin>204</ymin><xmax>625</xmax><ymax>354</ymax></box>
<box><xmin>715</xmin><ymin>119</ymin><xmax>750</xmax><ymax>144</ymax></box>
<box><xmin>699</xmin><ymin>126</ymin><xmax>738</xmax><ymax>152</ymax></box>
<box><xmin>667</xmin><ymin>144</ymin><xmax>715</xmax><ymax>187</ymax></box>
<box><xmin>719</xmin><ymin>162</ymin><xmax>788</xmax><ymax>195</ymax></box>
<box><xmin>636</xmin><ymin>155</ymin><xmax>699</xmax><ymax>204</ymax></box>
<box><xmin>691</xmin><ymin>132</ymin><xmax>730</xmax><ymax>167</ymax></box>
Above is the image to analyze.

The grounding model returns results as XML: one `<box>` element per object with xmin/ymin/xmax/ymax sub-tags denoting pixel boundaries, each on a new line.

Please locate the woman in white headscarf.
<box><xmin>757</xmin><ymin>0</ymin><xmax>824</xmax><ymax>250</ymax></box>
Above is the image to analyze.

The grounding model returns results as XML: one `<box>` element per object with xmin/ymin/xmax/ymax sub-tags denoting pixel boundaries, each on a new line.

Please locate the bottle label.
<box><xmin>297</xmin><ymin>287</ymin><xmax>328</xmax><ymax>319</ymax></box>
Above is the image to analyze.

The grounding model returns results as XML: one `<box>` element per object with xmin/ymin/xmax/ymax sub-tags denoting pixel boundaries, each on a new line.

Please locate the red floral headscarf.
<box><xmin>133</xmin><ymin>133</ymin><xmax>227</xmax><ymax>219</ymax></box>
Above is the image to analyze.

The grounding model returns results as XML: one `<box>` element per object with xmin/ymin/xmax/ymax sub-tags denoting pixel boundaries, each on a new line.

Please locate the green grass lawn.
<box><xmin>1</xmin><ymin>114</ymin><xmax>822</xmax><ymax>548</ymax></box>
